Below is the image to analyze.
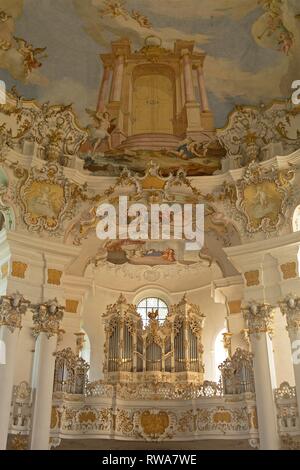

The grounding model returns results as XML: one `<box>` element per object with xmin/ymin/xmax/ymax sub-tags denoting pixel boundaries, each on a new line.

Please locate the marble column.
<box><xmin>182</xmin><ymin>50</ymin><xmax>195</xmax><ymax>103</ymax></box>
<box><xmin>97</xmin><ymin>65</ymin><xmax>111</xmax><ymax>112</ymax></box>
<box><xmin>0</xmin><ymin>293</ymin><xmax>30</xmax><ymax>450</ymax></box>
<box><xmin>111</xmin><ymin>55</ymin><xmax>124</xmax><ymax>102</ymax></box>
<box><xmin>279</xmin><ymin>294</ymin><xmax>300</xmax><ymax>412</ymax></box>
<box><xmin>196</xmin><ymin>65</ymin><xmax>210</xmax><ymax>112</ymax></box>
<box><xmin>243</xmin><ymin>302</ymin><xmax>280</xmax><ymax>450</ymax></box>
<box><xmin>30</xmin><ymin>298</ymin><xmax>64</xmax><ymax>450</ymax></box>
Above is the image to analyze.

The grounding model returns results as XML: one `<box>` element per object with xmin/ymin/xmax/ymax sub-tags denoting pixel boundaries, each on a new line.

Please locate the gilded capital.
<box><xmin>279</xmin><ymin>294</ymin><xmax>300</xmax><ymax>334</ymax></box>
<box><xmin>32</xmin><ymin>298</ymin><xmax>64</xmax><ymax>338</ymax></box>
<box><xmin>242</xmin><ymin>301</ymin><xmax>274</xmax><ymax>335</ymax></box>
<box><xmin>0</xmin><ymin>292</ymin><xmax>30</xmax><ymax>332</ymax></box>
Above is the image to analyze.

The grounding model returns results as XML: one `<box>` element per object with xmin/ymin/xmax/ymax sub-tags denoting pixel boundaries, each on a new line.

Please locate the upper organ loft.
<box><xmin>103</xmin><ymin>294</ymin><xmax>205</xmax><ymax>384</ymax></box>
<box><xmin>97</xmin><ymin>37</ymin><xmax>214</xmax><ymax>149</ymax></box>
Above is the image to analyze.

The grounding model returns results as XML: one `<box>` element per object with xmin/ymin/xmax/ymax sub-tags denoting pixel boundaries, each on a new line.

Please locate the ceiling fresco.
<box><xmin>0</xmin><ymin>0</ymin><xmax>299</xmax><ymax>125</ymax></box>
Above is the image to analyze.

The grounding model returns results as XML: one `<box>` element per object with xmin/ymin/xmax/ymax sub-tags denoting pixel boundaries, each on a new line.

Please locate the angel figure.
<box><xmin>278</xmin><ymin>31</ymin><xmax>294</xmax><ymax>55</ymax></box>
<box><xmin>99</xmin><ymin>1</ymin><xmax>129</xmax><ymax>20</ymax></box>
<box><xmin>131</xmin><ymin>10</ymin><xmax>152</xmax><ymax>28</ymax></box>
<box><xmin>86</xmin><ymin>109</ymin><xmax>116</xmax><ymax>154</ymax></box>
<box><xmin>13</xmin><ymin>37</ymin><xmax>47</xmax><ymax>76</ymax></box>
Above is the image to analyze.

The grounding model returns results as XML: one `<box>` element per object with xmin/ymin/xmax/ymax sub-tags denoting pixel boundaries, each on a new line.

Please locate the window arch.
<box><xmin>80</xmin><ymin>330</ymin><xmax>91</xmax><ymax>366</ymax></box>
<box><xmin>293</xmin><ymin>205</ymin><xmax>300</xmax><ymax>232</ymax></box>
<box><xmin>136</xmin><ymin>297</ymin><xmax>169</xmax><ymax>327</ymax></box>
<box><xmin>214</xmin><ymin>328</ymin><xmax>228</xmax><ymax>381</ymax></box>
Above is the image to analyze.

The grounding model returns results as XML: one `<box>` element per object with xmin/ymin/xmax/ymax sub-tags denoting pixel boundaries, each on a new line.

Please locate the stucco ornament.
<box><xmin>218</xmin><ymin>103</ymin><xmax>300</xmax><ymax>166</ymax></box>
<box><xmin>32</xmin><ymin>298</ymin><xmax>64</xmax><ymax>338</ymax></box>
<box><xmin>242</xmin><ymin>301</ymin><xmax>275</xmax><ymax>336</ymax></box>
<box><xmin>235</xmin><ymin>161</ymin><xmax>294</xmax><ymax>234</ymax></box>
<box><xmin>279</xmin><ymin>294</ymin><xmax>300</xmax><ymax>333</ymax></box>
<box><xmin>16</xmin><ymin>163</ymin><xmax>87</xmax><ymax>234</ymax></box>
<box><xmin>0</xmin><ymin>292</ymin><xmax>30</xmax><ymax>331</ymax></box>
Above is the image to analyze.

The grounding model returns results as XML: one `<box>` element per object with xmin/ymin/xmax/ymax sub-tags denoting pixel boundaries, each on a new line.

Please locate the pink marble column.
<box><xmin>182</xmin><ymin>51</ymin><xmax>195</xmax><ymax>103</ymax></box>
<box><xmin>197</xmin><ymin>65</ymin><xmax>210</xmax><ymax>112</ymax></box>
<box><xmin>97</xmin><ymin>66</ymin><xmax>111</xmax><ymax>112</ymax></box>
<box><xmin>111</xmin><ymin>55</ymin><xmax>124</xmax><ymax>102</ymax></box>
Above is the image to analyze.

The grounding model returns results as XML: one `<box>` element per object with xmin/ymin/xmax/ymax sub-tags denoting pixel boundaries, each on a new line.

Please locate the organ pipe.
<box><xmin>103</xmin><ymin>294</ymin><xmax>206</xmax><ymax>385</ymax></box>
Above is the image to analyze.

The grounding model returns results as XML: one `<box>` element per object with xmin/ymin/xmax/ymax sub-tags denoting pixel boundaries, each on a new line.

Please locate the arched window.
<box><xmin>80</xmin><ymin>330</ymin><xmax>91</xmax><ymax>366</ymax></box>
<box><xmin>214</xmin><ymin>328</ymin><xmax>228</xmax><ymax>382</ymax></box>
<box><xmin>137</xmin><ymin>297</ymin><xmax>169</xmax><ymax>327</ymax></box>
<box><xmin>292</xmin><ymin>205</ymin><xmax>300</xmax><ymax>232</ymax></box>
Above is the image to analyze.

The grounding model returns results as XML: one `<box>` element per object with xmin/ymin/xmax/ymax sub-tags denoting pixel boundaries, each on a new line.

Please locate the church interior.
<box><xmin>1</xmin><ymin>0</ymin><xmax>300</xmax><ymax>451</ymax></box>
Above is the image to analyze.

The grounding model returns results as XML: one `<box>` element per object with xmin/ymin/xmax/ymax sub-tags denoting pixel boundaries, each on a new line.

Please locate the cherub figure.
<box><xmin>13</xmin><ymin>37</ymin><xmax>47</xmax><ymax>76</ymax></box>
<box><xmin>86</xmin><ymin>108</ymin><xmax>116</xmax><ymax>154</ymax></box>
<box><xmin>131</xmin><ymin>10</ymin><xmax>152</xmax><ymax>28</ymax></box>
<box><xmin>278</xmin><ymin>31</ymin><xmax>294</xmax><ymax>55</ymax></box>
<box><xmin>100</xmin><ymin>1</ymin><xmax>129</xmax><ymax>20</ymax></box>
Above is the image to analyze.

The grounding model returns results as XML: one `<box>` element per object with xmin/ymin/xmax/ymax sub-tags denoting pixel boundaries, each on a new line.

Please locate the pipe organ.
<box><xmin>219</xmin><ymin>348</ymin><xmax>255</xmax><ymax>395</ymax></box>
<box><xmin>53</xmin><ymin>348</ymin><xmax>90</xmax><ymax>395</ymax></box>
<box><xmin>103</xmin><ymin>294</ymin><xmax>205</xmax><ymax>384</ymax></box>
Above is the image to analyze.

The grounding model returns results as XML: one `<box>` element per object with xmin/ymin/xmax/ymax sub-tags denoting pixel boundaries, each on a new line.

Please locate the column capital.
<box><xmin>0</xmin><ymin>292</ymin><xmax>30</xmax><ymax>332</ymax></box>
<box><xmin>242</xmin><ymin>301</ymin><xmax>275</xmax><ymax>335</ymax></box>
<box><xmin>279</xmin><ymin>294</ymin><xmax>300</xmax><ymax>333</ymax></box>
<box><xmin>32</xmin><ymin>298</ymin><xmax>64</xmax><ymax>338</ymax></box>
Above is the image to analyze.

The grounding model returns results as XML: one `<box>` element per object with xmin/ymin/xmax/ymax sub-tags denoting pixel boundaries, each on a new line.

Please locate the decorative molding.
<box><xmin>14</xmin><ymin>163</ymin><xmax>91</xmax><ymax>235</ymax></box>
<box><xmin>244</xmin><ymin>270</ymin><xmax>259</xmax><ymax>287</ymax></box>
<box><xmin>279</xmin><ymin>294</ymin><xmax>300</xmax><ymax>333</ymax></box>
<box><xmin>280</xmin><ymin>262</ymin><xmax>297</xmax><ymax>280</ymax></box>
<box><xmin>228</xmin><ymin>300</ymin><xmax>242</xmax><ymax>314</ymax></box>
<box><xmin>242</xmin><ymin>301</ymin><xmax>275</xmax><ymax>335</ymax></box>
<box><xmin>66</xmin><ymin>299</ymin><xmax>79</xmax><ymax>313</ymax></box>
<box><xmin>11</xmin><ymin>261</ymin><xmax>27</xmax><ymax>279</ymax></box>
<box><xmin>217</xmin><ymin>102</ymin><xmax>300</xmax><ymax>166</ymax></box>
<box><xmin>222</xmin><ymin>332</ymin><xmax>232</xmax><ymax>356</ymax></box>
<box><xmin>32</xmin><ymin>298</ymin><xmax>64</xmax><ymax>338</ymax></box>
<box><xmin>47</xmin><ymin>269</ymin><xmax>62</xmax><ymax>286</ymax></box>
<box><xmin>0</xmin><ymin>292</ymin><xmax>30</xmax><ymax>331</ymax></box>
<box><xmin>0</xmin><ymin>95</ymin><xmax>87</xmax><ymax>161</ymax></box>
<box><xmin>235</xmin><ymin>162</ymin><xmax>295</xmax><ymax>235</ymax></box>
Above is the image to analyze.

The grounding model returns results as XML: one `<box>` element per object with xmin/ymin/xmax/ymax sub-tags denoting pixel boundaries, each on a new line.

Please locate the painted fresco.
<box><xmin>0</xmin><ymin>0</ymin><xmax>299</xmax><ymax>177</ymax></box>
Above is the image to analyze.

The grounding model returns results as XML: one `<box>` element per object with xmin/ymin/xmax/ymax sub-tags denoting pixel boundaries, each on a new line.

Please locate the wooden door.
<box><xmin>132</xmin><ymin>74</ymin><xmax>174</xmax><ymax>134</ymax></box>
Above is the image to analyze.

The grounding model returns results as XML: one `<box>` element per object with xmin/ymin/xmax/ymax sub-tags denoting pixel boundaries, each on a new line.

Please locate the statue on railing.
<box><xmin>219</xmin><ymin>348</ymin><xmax>255</xmax><ymax>395</ymax></box>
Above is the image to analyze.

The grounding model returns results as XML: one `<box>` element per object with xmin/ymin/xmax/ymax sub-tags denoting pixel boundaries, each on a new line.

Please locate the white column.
<box><xmin>30</xmin><ymin>333</ymin><xmax>57</xmax><ymax>450</ymax></box>
<box><xmin>0</xmin><ymin>293</ymin><xmax>29</xmax><ymax>450</ymax></box>
<box><xmin>30</xmin><ymin>299</ymin><xmax>64</xmax><ymax>450</ymax></box>
<box><xmin>197</xmin><ymin>65</ymin><xmax>210</xmax><ymax>112</ymax></box>
<box><xmin>243</xmin><ymin>302</ymin><xmax>280</xmax><ymax>450</ymax></box>
<box><xmin>279</xmin><ymin>294</ymin><xmax>300</xmax><ymax>411</ymax></box>
<box><xmin>111</xmin><ymin>55</ymin><xmax>124</xmax><ymax>102</ymax></box>
<box><xmin>0</xmin><ymin>327</ymin><xmax>19</xmax><ymax>449</ymax></box>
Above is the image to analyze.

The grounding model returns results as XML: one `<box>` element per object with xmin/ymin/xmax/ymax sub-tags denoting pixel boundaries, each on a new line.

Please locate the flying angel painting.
<box><xmin>13</xmin><ymin>37</ymin><xmax>47</xmax><ymax>77</ymax></box>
